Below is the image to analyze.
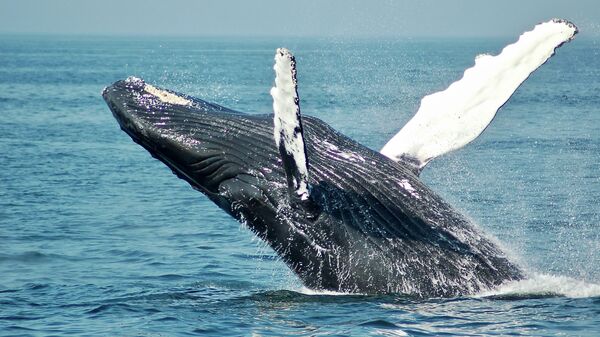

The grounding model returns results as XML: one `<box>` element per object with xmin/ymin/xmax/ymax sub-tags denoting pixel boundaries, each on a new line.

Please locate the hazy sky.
<box><xmin>1</xmin><ymin>0</ymin><xmax>599</xmax><ymax>38</ymax></box>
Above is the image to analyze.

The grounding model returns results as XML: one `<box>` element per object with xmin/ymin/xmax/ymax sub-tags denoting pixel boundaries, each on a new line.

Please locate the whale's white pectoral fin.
<box><xmin>380</xmin><ymin>19</ymin><xmax>578</xmax><ymax>175</ymax></box>
<box><xmin>271</xmin><ymin>48</ymin><xmax>311</xmax><ymax>201</ymax></box>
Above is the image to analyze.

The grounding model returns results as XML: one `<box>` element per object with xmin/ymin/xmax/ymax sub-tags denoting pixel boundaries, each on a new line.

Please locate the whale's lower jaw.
<box><xmin>104</xmin><ymin>78</ymin><xmax>523</xmax><ymax>297</ymax></box>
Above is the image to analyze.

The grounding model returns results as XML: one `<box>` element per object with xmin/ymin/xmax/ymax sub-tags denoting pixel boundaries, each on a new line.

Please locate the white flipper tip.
<box><xmin>272</xmin><ymin>48</ymin><xmax>297</xmax><ymax>97</ymax></box>
<box><xmin>550</xmin><ymin>18</ymin><xmax>578</xmax><ymax>37</ymax></box>
<box><xmin>276</xmin><ymin>47</ymin><xmax>294</xmax><ymax>60</ymax></box>
<box><xmin>274</xmin><ymin>48</ymin><xmax>295</xmax><ymax>72</ymax></box>
<box><xmin>536</xmin><ymin>18</ymin><xmax>578</xmax><ymax>44</ymax></box>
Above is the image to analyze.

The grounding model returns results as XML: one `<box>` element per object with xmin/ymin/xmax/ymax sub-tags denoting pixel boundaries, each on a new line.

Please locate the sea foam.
<box><xmin>478</xmin><ymin>273</ymin><xmax>600</xmax><ymax>298</ymax></box>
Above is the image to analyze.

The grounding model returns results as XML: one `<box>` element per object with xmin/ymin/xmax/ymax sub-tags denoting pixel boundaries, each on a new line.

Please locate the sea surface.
<box><xmin>1</xmin><ymin>34</ymin><xmax>599</xmax><ymax>336</ymax></box>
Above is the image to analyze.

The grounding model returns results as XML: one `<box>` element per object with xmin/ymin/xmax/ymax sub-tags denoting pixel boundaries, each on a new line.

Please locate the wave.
<box><xmin>183</xmin><ymin>273</ymin><xmax>600</xmax><ymax>301</ymax></box>
<box><xmin>477</xmin><ymin>273</ymin><xmax>600</xmax><ymax>299</ymax></box>
<box><xmin>298</xmin><ymin>287</ymin><xmax>360</xmax><ymax>296</ymax></box>
<box><xmin>0</xmin><ymin>251</ymin><xmax>80</xmax><ymax>263</ymax></box>
<box><xmin>297</xmin><ymin>273</ymin><xmax>600</xmax><ymax>300</ymax></box>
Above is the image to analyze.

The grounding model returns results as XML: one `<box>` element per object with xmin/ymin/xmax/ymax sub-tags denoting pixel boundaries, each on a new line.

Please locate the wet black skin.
<box><xmin>103</xmin><ymin>78</ymin><xmax>524</xmax><ymax>297</ymax></box>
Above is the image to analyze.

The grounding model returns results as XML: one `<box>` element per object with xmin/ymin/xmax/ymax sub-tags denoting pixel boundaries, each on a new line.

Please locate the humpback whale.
<box><xmin>103</xmin><ymin>19</ymin><xmax>577</xmax><ymax>297</ymax></box>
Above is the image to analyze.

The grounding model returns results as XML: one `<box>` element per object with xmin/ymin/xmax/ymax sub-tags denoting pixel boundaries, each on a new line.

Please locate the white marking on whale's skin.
<box><xmin>144</xmin><ymin>84</ymin><xmax>192</xmax><ymax>106</ymax></box>
<box><xmin>125</xmin><ymin>76</ymin><xmax>191</xmax><ymax>106</ymax></box>
<box><xmin>322</xmin><ymin>140</ymin><xmax>366</xmax><ymax>162</ymax></box>
<box><xmin>381</xmin><ymin>19</ymin><xmax>578</xmax><ymax>171</ymax></box>
<box><xmin>271</xmin><ymin>48</ymin><xmax>310</xmax><ymax>200</ymax></box>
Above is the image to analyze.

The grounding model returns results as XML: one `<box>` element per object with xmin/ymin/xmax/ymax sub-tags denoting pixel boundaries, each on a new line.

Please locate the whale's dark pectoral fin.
<box><xmin>270</xmin><ymin>48</ymin><xmax>317</xmax><ymax>213</ymax></box>
<box><xmin>381</xmin><ymin>19</ymin><xmax>578</xmax><ymax>175</ymax></box>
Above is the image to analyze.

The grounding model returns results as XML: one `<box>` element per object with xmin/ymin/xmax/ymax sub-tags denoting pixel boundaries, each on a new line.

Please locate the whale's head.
<box><xmin>102</xmin><ymin>77</ymin><xmax>306</xmax><ymax>243</ymax></box>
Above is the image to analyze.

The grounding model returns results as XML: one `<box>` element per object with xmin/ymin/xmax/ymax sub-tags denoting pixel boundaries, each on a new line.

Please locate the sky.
<box><xmin>0</xmin><ymin>0</ymin><xmax>599</xmax><ymax>38</ymax></box>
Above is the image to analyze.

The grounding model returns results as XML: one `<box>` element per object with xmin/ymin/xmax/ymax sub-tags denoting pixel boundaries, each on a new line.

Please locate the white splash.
<box><xmin>381</xmin><ymin>19</ymin><xmax>578</xmax><ymax>170</ymax></box>
<box><xmin>271</xmin><ymin>48</ymin><xmax>310</xmax><ymax>200</ymax></box>
<box><xmin>298</xmin><ymin>287</ymin><xmax>360</xmax><ymax>296</ymax></box>
<box><xmin>478</xmin><ymin>273</ymin><xmax>600</xmax><ymax>298</ymax></box>
<box><xmin>144</xmin><ymin>84</ymin><xmax>192</xmax><ymax>106</ymax></box>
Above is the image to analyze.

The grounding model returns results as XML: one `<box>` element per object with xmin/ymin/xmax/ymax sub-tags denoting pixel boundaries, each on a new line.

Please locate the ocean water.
<box><xmin>1</xmin><ymin>34</ymin><xmax>599</xmax><ymax>336</ymax></box>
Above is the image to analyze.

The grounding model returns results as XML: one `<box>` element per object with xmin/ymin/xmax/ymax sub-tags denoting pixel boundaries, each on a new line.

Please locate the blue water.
<box><xmin>1</xmin><ymin>34</ymin><xmax>600</xmax><ymax>336</ymax></box>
